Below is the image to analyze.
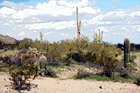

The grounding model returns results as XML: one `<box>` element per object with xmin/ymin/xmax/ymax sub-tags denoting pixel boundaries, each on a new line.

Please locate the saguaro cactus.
<box><xmin>76</xmin><ymin>7</ymin><xmax>81</xmax><ymax>42</ymax></box>
<box><xmin>40</xmin><ymin>32</ymin><xmax>43</xmax><ymax>42</ymax></box>
<box><xmin>124</xmin><ymin>38</ymin><xmax>130</xmax><ymax>68</ymax></box>
<box><xmin>93</xmin><ymin>29</ymin><xmax>103</xmax><ymax>43</ymax></box>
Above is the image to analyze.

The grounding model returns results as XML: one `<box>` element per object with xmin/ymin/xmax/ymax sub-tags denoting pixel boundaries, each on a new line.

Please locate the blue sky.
<box><xmin>0</xmin><ymin>0</ymin><xmax>140</xmax><ymax>44</ymax></box>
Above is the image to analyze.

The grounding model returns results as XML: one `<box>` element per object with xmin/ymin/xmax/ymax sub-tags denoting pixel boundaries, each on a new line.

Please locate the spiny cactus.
<box><xmin>93</xmin><ymin>29</ymin><xmax>103</xmax><ymax>43</ymax></box>
<box><xmin>76</xmin><ymin>7</ymin><xmax>81</xmax><ymax>43</ymax></box>
<box><xmin>124</xmin><ymin>38</ymin><xmax>130</xmax><ymax>68</ymax></box>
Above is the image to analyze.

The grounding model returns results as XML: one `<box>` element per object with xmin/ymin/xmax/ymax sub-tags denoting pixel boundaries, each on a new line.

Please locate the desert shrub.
<box><xmin>96</xmin><ymin>45</ymin><xmax>119</xmax><ymax>77</ymax></box>
<box><xmin>64</xmin><ymin>36</ymin><xmax>89</xmax><ymax>63</ymax></box>
<box><xmin>129</xmin><ymin>55</ymin><xmax>137</xmax><ymax>62</ymax></box>
<box><xmin>8</xmin><ymin>62</ymin><xmax>39</xmax><ymax>90</ymax></box>
<box><xmin>130</xmin><ymin>43</ymin><xmax>136</xmax><ymax>52</ymax></box>
<box><xmin>18</xmin><ymin>33</ymin><xmax>121</xmax><ymax>75</ymax></box>
<box><xmin>39</xmin><ymin>67</ymin><xmax>57</xmax><ymax>77</ymax></box>
<box><xmin>19</xmin><ymin>38</ymin><xmax>50</xmax><ymax>51</ymax></box>
<box><xmin>4</xmin><ymin>48</ymin><xmax>8</xmax><ymax>51</ymax></box>
<box><xmin>117</xmin><ymin>49</ymin><xmax>122</xmax><ymax>55</ymax></box>
<box><xmin>1</xmin><ymin>48</ymin><xmax>41</xmax><ymax>90</ymax></box>
<box><xmin>19</xmin><ymin>38</ymin><xmax>33</xmax><ymax>49</ymax></box>
<box><xmin>119</xmin><ymin>62</ymin><xmax>135</xmax><ymax>77</ymax></box>
<box><xmin>87</xmin><ymin>31</ymin><xmax>120</xmax><ymax>77</ymax></box>
<box><xmin>45</xmin><ymin>68</ymin><xmax>57</xmax><ymax>77</ymax></box>
<box><xmin>136</xmin><ymin>78</ymin><xmax>140</xmax><ymax>85</ymax></box>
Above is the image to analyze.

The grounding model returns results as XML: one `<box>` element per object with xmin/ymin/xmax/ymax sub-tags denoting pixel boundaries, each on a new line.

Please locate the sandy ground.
<box><xmin>0</xmin><ymin>53</ymin><xmax>140</xmax><ymax>93</ymax></box>
<box><xmin>135</xmin><ymin>57</ymin><xmax>140</xmax><ymax>69</ymax></box>
<box><xmin>0</xmin><ymin>72</ymin><xmax>140</xmax><ymax>93</ymax></box>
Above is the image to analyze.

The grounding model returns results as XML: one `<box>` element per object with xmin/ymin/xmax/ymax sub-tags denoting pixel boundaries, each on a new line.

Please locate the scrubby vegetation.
<box><xmin>0</xmin><ymin>30</ymin><xmax>140</xmax><ymax>91</ymax></box>
<box><xmin>1</xmin><ymin>48</ymin><xmax>40</xmax><ymax>90</ymax></box>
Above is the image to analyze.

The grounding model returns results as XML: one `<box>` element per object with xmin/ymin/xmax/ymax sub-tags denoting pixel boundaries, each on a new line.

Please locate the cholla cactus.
<box><xmin>124</xmin><ymin>38</ymin><xmax>130</xmax><ymax>68</ymax></box>
<box><xmin>27</xmin><ymin>47</ymin><xmax>46</xmax><ymax>63</ymax></box>
<box><xmin>28</xmin><ymin>47</ymin><xmax>38</xmax><ymax>56</ymax></box>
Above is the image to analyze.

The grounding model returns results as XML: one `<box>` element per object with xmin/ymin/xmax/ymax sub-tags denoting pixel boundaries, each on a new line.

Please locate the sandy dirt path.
<box><xmin>0</xmin><ymin>72</ymin><xmax>140</xmax><ymax>93</ymax></box>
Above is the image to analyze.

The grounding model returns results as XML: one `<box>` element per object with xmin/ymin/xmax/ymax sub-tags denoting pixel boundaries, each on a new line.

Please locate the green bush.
<box><xmin>95</xmin><ymin>45</ymin><xmax>119</xmax><ymax>77</ymax></box>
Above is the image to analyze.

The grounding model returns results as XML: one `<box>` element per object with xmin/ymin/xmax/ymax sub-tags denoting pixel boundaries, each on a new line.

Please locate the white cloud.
<box><xmin>0</xmin><ymin>1</ymin><xmax>33</xmax><ymax>9</ymax></box>
<box><xmin>33</xmin><ymin>31</ymin><xmax>37</xmax><ymax>33</ymax></box>
<box><xmin>45</xmin><ymin>31</ymin><xmax>53</xmax><ymax>36</ymax></box>
<box><xmin>95</xmin><ymin>27</ymin><xmax>109</xmax><ymax>32</ymax></box>
<box><xmin>18</xmin><ymin>31</ymin><xmax>25</xmax><ymax>36</ymax></box>
<box><xmin>0</xmin><ymin>0</ymin><xmax>140</xmax><ymax>43</ymax></box>
<box><xmin>25</xmin><ymin>21</ymin><xmax>76</xmax><ymax>30</ymax></box>
<box><xmin>3</xmin><ymin>23</ymin><xmax>9</xmax><ymax>26</ymax></box>
<box><xmin>60</xmin><ymin>33</ymin><xmax>69</xmax><ymax>37</ymax></box>
<box><xmin>121</xmin><ymin>25</ymin><xmax>140</xmax><ymax>32</ymax></box>
<box><xmin>0</xmin><ymin>0</ymin><xmax>100</xmax><ymax>19</ymax></box>
<box><xmin>0</xmin><ymin>7</ymin><xmax>16</xmax><ymax>15</ymax></box>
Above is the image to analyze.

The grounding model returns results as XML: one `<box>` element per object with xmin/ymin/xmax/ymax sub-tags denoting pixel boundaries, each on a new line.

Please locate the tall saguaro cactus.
<box><xmin>124</xmin><ymin>38</ymin><xmax>130</xmax><ymax>68</ymax></box>
<box><xmin>40</xmin><ymin>32</ymin><xmax>43</xmax><ymax>42</ymax></box>
<box><xmin>76</xmin><ymin>7</ymin><xmax>81</xmax><ymax>42</ymax></box>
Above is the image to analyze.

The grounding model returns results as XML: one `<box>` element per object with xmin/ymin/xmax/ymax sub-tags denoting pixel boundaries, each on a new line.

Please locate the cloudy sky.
<box><xmin>0</xmin><ymin>0</ymin><xmax>140</xmax><ymax>44</ymax></box>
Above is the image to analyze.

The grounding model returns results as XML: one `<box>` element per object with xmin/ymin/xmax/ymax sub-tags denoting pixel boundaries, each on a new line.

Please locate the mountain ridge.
<box><xmin>0</xmin><ymin>34</ymin><xmax>18</xmax><ymax>44</ymax></box>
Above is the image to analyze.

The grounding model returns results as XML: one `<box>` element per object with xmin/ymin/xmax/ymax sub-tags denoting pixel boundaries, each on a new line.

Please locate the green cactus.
<box><xmin>76</xmin><ymin>7</ymin><xmax>81</xmax><ymax>43</ymax></box>
<box><xmin>93</xmin><ymin>29</ymin><xmax>103</xmax><ymax>44</ymax></box>
<box><xmin>40</xmin><ymin>32</ymin><xmax>43</xmax><ymax>42</ymax></box>
<box><xmin>124</xmin><ymin>38</ymin><xmax>130</xmax><ymax>68</ymax></box>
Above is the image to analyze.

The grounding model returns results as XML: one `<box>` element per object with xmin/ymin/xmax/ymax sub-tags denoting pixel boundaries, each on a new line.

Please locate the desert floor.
<box><xmin>0</xmin><ymin>72</ymin><xmax>140</xmax><ymax>93</ymax></box>
<box><xmin>0</xmin><ymin>52</ymin><xmax>140</xmax><ymax>93</ymax></box>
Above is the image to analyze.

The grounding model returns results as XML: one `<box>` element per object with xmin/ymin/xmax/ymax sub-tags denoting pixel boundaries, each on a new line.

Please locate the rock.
<box><xmin>40</xmin><ymin>70</ymin><xmax>46</xmax><ymax>77</ymax></box>
<box><xmin>99</xmin><ymin>86</ymin><xmax>102</xmax><ymax>89</ymax></box>
<box><xmin>135</xmin><ymin>67</ymin><xmax>139</xmax><ymax>71</ymax></box>
<box><xmin>77</xmin><ymin>69</ymin><xmax>92</xmax><ymax>77</ymax></box>
<box><xmin>46</xmin><ymin>69</ymin><xmax>57</xmax><ymax>77</ymax></box>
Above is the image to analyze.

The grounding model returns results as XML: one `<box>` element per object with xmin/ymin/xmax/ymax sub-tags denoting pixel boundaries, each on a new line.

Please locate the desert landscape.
<box><xmin>0</xmin><ymin>50</ymin><xmax>140</xmax><ymax>93</ymax></box>
<box><xmin>0</xmin><ymin>0</ymin><xmax>140</xmax><ymax>93</ymax></box>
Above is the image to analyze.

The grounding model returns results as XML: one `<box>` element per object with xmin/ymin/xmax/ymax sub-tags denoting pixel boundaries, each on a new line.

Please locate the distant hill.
<box><xmin>0</xmin><ymin>34</ymin><xmax>18</xmax><ymax>44</ymax></box>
